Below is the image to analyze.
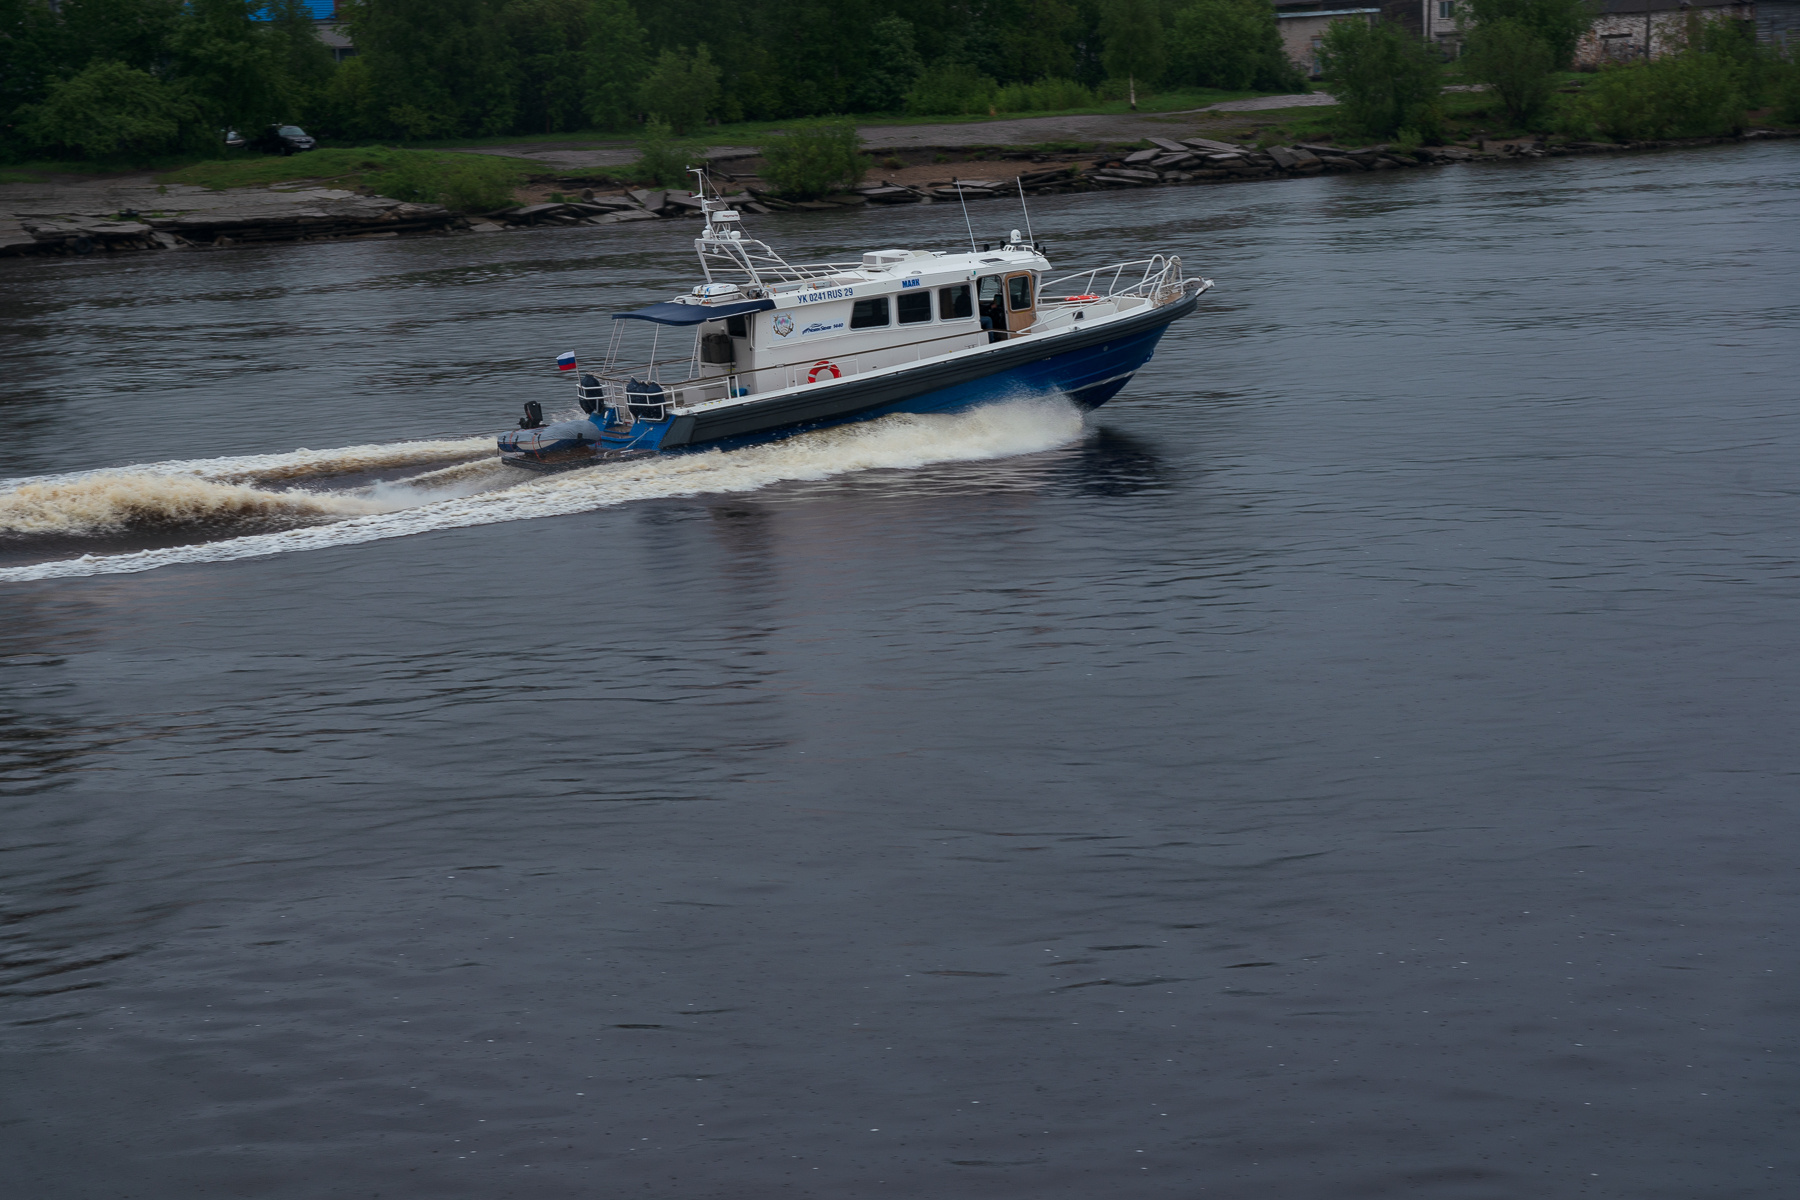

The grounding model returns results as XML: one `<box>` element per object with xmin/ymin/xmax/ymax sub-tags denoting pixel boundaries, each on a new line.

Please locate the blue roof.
<box><xmin>613</xmin><ymin>299</ymin><xmax>775</xmax><ymax>326</ymax></box>
<box><xmin>253</xmin><ymin>0</ymin><xmax>336</xmax><ymax>18</ymax></box>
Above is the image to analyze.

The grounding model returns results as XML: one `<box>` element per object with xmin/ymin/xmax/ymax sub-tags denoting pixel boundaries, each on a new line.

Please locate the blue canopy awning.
<box><xmin>612</xmin><ymin>298</ymin><xmax>775</xmax><ymax>326</ymax></box>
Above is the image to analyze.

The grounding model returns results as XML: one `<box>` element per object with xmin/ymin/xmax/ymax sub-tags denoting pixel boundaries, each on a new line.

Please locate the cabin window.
<box><xmin>850</xmin><ymin>297</ymin><xmax>890</xmax><ymax>329</ymax></box>
<box><xmin>896</xmin><ymin>291</ymin><xmax>932</xmax><ymax>324</ymax></box>
<box><xmin>939</xmin><ymin>284</ymin><xmax>973</xmax><ymax>320</ymax></box>
<box><xmin>725</xmin><ymin>314</ymin><xmax>748</xmax><ymax>338</ymax></box>
<box><xmin>1008</xmin><ymin>274</ymin><xmax>1033</xmax><ymax>311</ymax></box>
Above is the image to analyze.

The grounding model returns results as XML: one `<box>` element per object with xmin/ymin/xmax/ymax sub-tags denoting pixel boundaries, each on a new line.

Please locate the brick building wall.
<box><xmin>1574</xmin><ymin>0</ymin><xmax>1756</xmax><ymax>66</ymax></box>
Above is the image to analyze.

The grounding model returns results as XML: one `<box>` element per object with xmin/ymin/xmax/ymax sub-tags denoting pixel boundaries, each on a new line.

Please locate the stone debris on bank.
<box><xmin>0</xmin><ymin>188</ymin><xmax>459</xmax><ymax>257</ymax></box>
<box><xmin>3</xmin><ymin>130</ymin><xmax>1790</xmax><ymax>258</ymax></box>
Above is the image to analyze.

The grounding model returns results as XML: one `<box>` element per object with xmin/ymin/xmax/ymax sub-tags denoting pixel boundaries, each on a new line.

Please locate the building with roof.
<box><xmin>1574</xmin><ymin>0</ymin><xmax>1757</xmax><ymax>65</ymax></box>
<box><xmin>1272</xmin><ymin>1</ymin><xmax>1387</xmax><ymax>77</ymax></box>
<box><xmin>1272</xmin><ymin>0</ymin><xmax>1792</xmax><ymax>75</ymax></box>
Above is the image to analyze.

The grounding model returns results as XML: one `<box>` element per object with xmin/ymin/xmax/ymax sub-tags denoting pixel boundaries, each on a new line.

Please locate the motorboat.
<box><xmin>496</xmin><ymin>173</ymin><xmax>1212</xmax><ymax>472</ymax></box>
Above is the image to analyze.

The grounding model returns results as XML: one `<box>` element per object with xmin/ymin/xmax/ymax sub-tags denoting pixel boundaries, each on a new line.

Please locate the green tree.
<box><xmin>341</xmin><ymin>0</ymin><xmax>517</xmax><ymax>139</ymax></box>
<box><xmin>1461</xmin><ymin>18</ymin><xmax>1555</xmax><ymax>127</ymax></box>
<box><xmin>49</xmin><ymin>0</ymin><xmax>184</xmax><ymax>75</ymax></box>
<box><xmin>1100</xmin><ymin>0</ymin><xmax>1165</xmax><ymax>110</ymax></box>
<box><xmin>0</xmin><ymin>0</ymin><xmax>65</xmax><ymax>151</ymax></box>
<box><xmin>1167</xmin><ymin>0</ymin><xmax>1307</xmax><ymax>93</ymax></box>
<box><xmin>1459</xmin><ymin>0</ymin><xmax>1594</xmax><ymax>69</ymax></box>
<box><xmin>19</xmin><ymin>60</ymin><xmax>194</xmax><ymax>156</ymax></box>
<box><xmin>266</xmin><ymin>0</ymin><xmax>336</xmax><ymax>120</ymax></box>
<box><xmin>170</xmin><ymin>0</ymin><xmax>291</xmax><ymax>133</ymax></box>
<box><xmin>851</xmin><ymin>16</ymin><xmax>924</xmax><ymax>113</ymax></box>
<box><xmin>1319</xmin><ymin>18</ymin><xmax>1441</xmax><ymax>138</ymax></box>
<box><xmin>970</xmin><ymin>0</ymin><xmax>1081</xmax><ymax>85</ymax></box>
<box><xmin>313</xmin><ymin>52</ymin><xmax>378</xmax><ymax>140</ymax></box>
<box><xmin>581</xmin><ymin>0</ymin><xmax>648</xmax><ymax>129</ymax></box>
<box><xmin>504</xmin><ymin>0</ymin><xmax>588</xmax><ymax>133</ymax></box>
<box><xmin>638</xmin><ymin>44</ymin><xmax>720</xmax><ymax>134</ymax></box>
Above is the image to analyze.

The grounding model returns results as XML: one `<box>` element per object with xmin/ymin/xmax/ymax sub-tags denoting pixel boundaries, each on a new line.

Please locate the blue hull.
<box><xmin>867</xmin><ymin>318</ymin><xmax>1167</xmax><ymax>420</ymax></box>
<box><xmin>672</xmin><ymin>322</ymin><xmax>1164</xmax><ymax>455</ymax></box>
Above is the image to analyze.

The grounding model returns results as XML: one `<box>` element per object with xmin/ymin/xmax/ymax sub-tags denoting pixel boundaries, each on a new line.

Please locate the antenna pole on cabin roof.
<box><xmin>953</xmin><ymin>178</ymin><xmax>978</xmax><ymax>256</ymax></box>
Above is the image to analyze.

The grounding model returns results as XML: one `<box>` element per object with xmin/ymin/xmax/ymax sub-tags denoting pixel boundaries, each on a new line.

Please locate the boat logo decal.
<box><xmin>772</xmin><ymin>313</ymin><xmax>794</xmax><ymax>337</ymax></box>
<box><xmin>796</xmin><ymin>286</ymin><xmax>853</xmax><ymax>304</ymax></box>
<box><xmin>800</xmin><ymin>319</ymin><xmax>845</xmax><ymax>337</ymax></box>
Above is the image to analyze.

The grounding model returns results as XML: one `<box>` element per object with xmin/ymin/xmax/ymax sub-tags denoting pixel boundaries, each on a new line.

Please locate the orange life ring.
<box><xmin>807</xmin><ymin>360</ymin><xmax>842</xmax><ymax>383</ymax></box>
<box><xmin>1062</xmin><ymin>294</ymin><xmax>1099</xmax><ymax>303</ymax></box>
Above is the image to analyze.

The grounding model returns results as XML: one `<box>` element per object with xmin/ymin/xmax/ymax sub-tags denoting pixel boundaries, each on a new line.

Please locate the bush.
<box><xmin>1691</xmin><ymin>13</ymin><xmax>1774</xmax><ymax>107</ymax></box>
<box><xmin>995</xmin><ymin>78</ymin><xmax>1094</xmax><ymax>113</ymax></box>
<box><xmin>904</xmin><ymin>62</ymin><xmax>997</xmax><ymax>116</ymax></box>
<box><xmin>757</xmin><ymin>119</ymin><xmax>867</xmax><ymax>198</ymax></box>
<box><xmin>1775</xmin><ymin>49</ymin><xmax>1800</xmax><ymax>123</ymax></box>
<box><xmin>1572</xmin><ymin>50</ymin><xmax>1745</xmax><ymax>141</ymax></box>
<box><xmin>19</xmin><ymin>61</ymin><xmax>196</xmax><ymax>158</ymax></box>
<box><xmin>1167</xmin><ymin>0</ymin><xmax>1308</xmax><ymax>94</ymax></box>
<box><xmin>1462</xmin><ymin>19</ymin><xmax>1557</xmax><ymax>128</ymax></box>
<box><xmin>1320</xmin><ymin>20</ymin><xmax>1442</xmax><ymax>139</ymax></box>
<box><xmin>633</xmin><ymin>118</ymin><xmax>696</xmax><ymax>187</ymax></box>
<box><xmin>369</xmin><ymin>153</ymin><xmax>524</xmax><ymax>212</ymax></box>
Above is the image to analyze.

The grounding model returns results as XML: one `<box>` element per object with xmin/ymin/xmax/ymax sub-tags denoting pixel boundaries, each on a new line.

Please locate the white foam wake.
<box><xmin>0</xmin><ymin>436</ymin><xmax>504</xmax><ymax>537</ymax></box>
<box><xmin>0</xmin><ymin>399</ymin><xmax>1084</xmax><ymax>582</ymax></box>
<box><xmin>0</xmin><ymin>473</ymin><xmax>395</xmax><ymax>534</ymax></box>
<box><xmin>0</xmin><ymin>436</ymin><xmax>495</xmax><ymax>492</ymax></box>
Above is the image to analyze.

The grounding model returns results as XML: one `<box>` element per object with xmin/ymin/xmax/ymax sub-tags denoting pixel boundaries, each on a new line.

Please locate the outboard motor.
<box><xmin>624</xmin><ymin>378</ymin><xmax>667</xmax><ymax>420</ymax></box>
<box><xmin>518</xmin><ymin>400</ymin><xmax>544</xmax><ymax>429</ymax></box>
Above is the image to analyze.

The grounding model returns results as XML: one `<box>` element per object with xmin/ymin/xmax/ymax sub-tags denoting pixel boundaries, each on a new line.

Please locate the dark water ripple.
<box><xmin>0</xmin><ymin>144</ymin><xmax>1796</xmax><ymax>1198</ymax></box>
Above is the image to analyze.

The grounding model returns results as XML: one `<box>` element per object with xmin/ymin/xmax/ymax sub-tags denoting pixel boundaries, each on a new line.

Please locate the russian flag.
<box><xmin>556</xmin><ymin>351</ymin><xmax>577</xmax><ymax>372</ymax></box>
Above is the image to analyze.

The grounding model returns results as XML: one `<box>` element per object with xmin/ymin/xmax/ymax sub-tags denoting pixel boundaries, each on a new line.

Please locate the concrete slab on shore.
<box><xmin>0</xmin><ymin>172</ymin><xmax>457</xmax><ymax>255</ymax></box>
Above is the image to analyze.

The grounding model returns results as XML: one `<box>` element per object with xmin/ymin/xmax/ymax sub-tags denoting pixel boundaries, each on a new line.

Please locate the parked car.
<box><xmin>223</xmin><ymin>128</ymin><xmax>247</xmax><ymax>149</ymax></box>
<box><xmin>253</xmin><ymin>124</ymin><xmax>316</xmax><ymax>156</ymax></box>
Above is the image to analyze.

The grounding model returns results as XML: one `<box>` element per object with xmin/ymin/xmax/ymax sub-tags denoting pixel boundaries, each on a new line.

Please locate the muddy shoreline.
<box><xmin>3</xmin><ymin>128</ymin><xmax>1791</xmax><ymax>260</ymax></box>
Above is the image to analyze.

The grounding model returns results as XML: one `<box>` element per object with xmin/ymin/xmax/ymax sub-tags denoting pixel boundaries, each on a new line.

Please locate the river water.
<box><xmin>1</xmin><ymin>143</ymin><xmax>1795</xmax><ymax>1198</ymax></box>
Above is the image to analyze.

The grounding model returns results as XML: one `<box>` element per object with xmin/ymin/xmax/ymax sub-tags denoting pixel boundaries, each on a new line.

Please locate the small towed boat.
<box><xmin>497</xmin><ymin>173</ymin><xmax>1212</xmax><ymax>472</ymax></box>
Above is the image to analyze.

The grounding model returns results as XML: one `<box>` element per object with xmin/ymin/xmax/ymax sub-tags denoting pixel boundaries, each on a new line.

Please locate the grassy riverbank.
<box><xmin>157</xmin><ymin>148</ymin><xmax>534</xmax><ymax>212</ymax></box>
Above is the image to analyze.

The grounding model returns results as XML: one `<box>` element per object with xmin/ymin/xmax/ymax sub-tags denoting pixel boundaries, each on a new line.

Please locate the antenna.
<box><xmin>1015</xmin><ymin>175</ymin><xmax>1035</xmax><ymax>248</ymax></box>
<box><xmin>952</xmin><ymin>177</ymin><xmax>977</xmax><ymax>255</ymax></box>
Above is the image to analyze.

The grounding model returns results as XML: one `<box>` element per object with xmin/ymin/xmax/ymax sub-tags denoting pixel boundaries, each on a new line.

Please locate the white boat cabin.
<box><xmin>696</xmin><ymin>243</ymin><xmax>1048</xmax><ymax>396</ymax></box>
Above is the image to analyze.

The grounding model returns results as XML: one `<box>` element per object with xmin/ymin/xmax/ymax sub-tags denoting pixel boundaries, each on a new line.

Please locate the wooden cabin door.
<box><xmin>1004</xmin><ymin>272</ymin><xmax>1036</xmax><ymax>332</ymax></box>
